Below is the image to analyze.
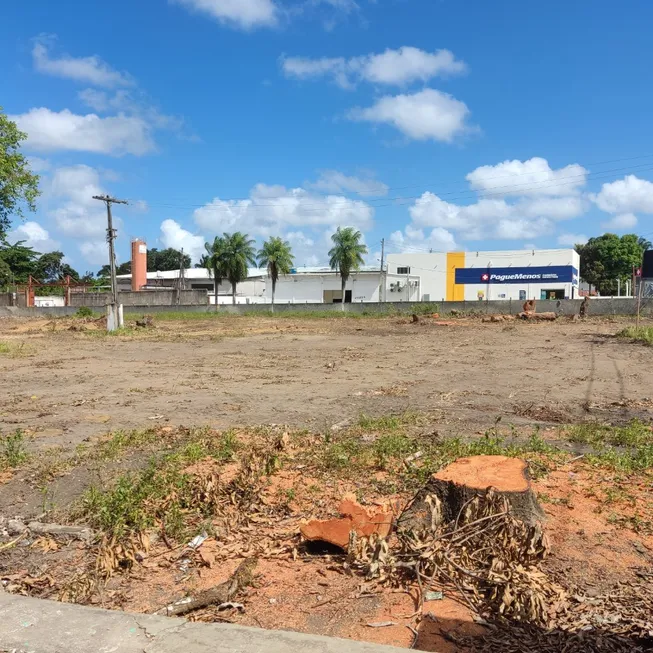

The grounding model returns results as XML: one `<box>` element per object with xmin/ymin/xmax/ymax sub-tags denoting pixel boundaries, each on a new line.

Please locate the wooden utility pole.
<box><xmin>92</xmin><ymin>195</ymin><xmax>128</xmax><ymax>306</ymax></box>
<box><xmin>379</xmin><ymin>238</ymin><xmax>385</xmax><ymax>303</ymax></box>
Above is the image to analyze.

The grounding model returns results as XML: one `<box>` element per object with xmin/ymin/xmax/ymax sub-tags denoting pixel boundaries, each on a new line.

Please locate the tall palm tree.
<box><xmin>328</xmin><ymin>226</ymin><xmax>368</xmax><ymax>311</ymax></box>
<box><xmin>222</xmin><ymin>232</ymin><xmax>256</xmax><ymax>304</ymax></box>
<box><xmin>257</xmin><ymin>237</ymin><xmax>294</xmax><ymax>312</ymax></box>
<box><xmin>204</xmin><ymin>236</ymin><xmax>226</xmax><ymax>310</ymax></box>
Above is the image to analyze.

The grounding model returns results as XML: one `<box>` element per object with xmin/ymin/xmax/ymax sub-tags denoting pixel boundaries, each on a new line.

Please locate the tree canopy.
<box><xmin>204</xmin><ymin>236</ymin><xmax>227</xmax><ymax>308</ymax></box>
<box><xmin>257</xmin><ymin>236</ymin><xmax>294</xmax><ymax>309</ymax></box>
<box><xmin>222</xmin><ymin>232</ymin><xmax>256</xmax><ymax>304</ymax></box>
<box><xmin>575</xmin><ymin>233</ymin><xmax>650</xmax><ymax>295</ymax></box>
<box><xmin>0</xmin><ymin>108</ymin><xmax>40</xmax><ymax>240</ymax></box>
<box><xmin>329</xmin><ymin>226</ymin><xmax>367</xmax><ymax>308</ymax></box>
<box><xmin>147</xmin><ymin>247</ymin><xmax>191</xmax><ymax>272</ymax></box>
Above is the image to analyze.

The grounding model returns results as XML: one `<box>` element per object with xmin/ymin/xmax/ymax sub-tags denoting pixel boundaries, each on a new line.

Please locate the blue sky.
<box><xmin>3</xmin><ymin>0</ymin><xmax>653</xmax><ymax>272</ymax></box>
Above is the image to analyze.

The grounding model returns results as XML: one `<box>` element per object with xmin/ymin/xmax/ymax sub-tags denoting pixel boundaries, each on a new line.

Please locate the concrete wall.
<box><xmin>1</xmin><ymin>297</ymin><xmax>651</xmax><ymax>318</ymax></box>
<box><xmin>70</xmin><ymin>289</ymin><xmax>208</xmax><ymax>307</ymax></box>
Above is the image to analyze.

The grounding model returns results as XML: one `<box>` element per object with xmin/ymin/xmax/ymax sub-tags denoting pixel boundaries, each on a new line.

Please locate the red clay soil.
<box><xmin>433</xmin><ymin>455</ymin><xmax>530</xmax><ymax>492</ymax></box>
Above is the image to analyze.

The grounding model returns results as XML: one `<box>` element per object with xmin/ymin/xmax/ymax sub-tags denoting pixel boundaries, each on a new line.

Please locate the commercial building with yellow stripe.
<box><xmin>385</xmin><ymin>249</ymin><xmax>580</xmax><ymax>302</ymax></box>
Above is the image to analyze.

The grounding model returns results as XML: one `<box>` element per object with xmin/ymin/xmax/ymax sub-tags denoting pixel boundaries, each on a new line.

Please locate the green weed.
<box><xmin>564</xmin><ymin>420</ymin><xmax>653</xmax><ymax>472</ymax></box>
<box><xmin>80</xmin><ymin>429</ymin><xmax>239</xmax><ymax>540</ymax></box>
<box><xmin>616</xmin><ymin>326</ymin><xmax>653</xmax><ymax>345</ymax></box>
<box><xmin>0</xmin><ymin>430</ymin><xmax>30</xmax><ymax>469</ymax></box>
<box><xmin>75</xmin><ymin>306</ymin><xmax>94</xmax><ymax>318</ymax></box>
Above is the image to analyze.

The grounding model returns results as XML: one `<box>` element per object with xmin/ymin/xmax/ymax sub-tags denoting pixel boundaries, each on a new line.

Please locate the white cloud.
<box><xmin>390</xmin><ymin>224</ymin><xmax>457</xmax><ymax>253</ymax></box>
<box><xmin>285</xmin><ymin>231</ymin><xmax>320</xmax><ymax>267</ymax></box>
<box><xmin>79</xmin><ymin>241</ymin><xmax>110</xmax><ymax>265</ymax></box>
<box><xmin>27</xmin><ymin>156</ymin><xmax>51</xmax><ymax>173</ymax></box>
<box><xmin>160</xmin><ymin>219</ymin><xmax>206</xmax><ymax>262</ymax></box>
<box><xmin>282</xmin><ymin>47</ymin><xmax>465</xmax><ymax>88</ymax></box>
<box><xmin>10</xmin><ymin>108</ymin><xmax>154</xmax><ymax>156</ymax></box>
<box><xmin>193</xmin><ymin>183</ymin><xmax>374</xmax><ymax>237</ymax></box>
<box><xmin>592</xmin><ymin>175</ymin><xmax>653</xmax><ymax>214</ymax></box>
<box><xmin>601</xmin><ymin>213</ymin><xmax>638</xmax><ymax>231</ymax></box>
<box><xmin>466</xmin><ymin>158</ymin><xmax>588</xmax><ymax>197</ymax></box>
<box><xmin>348</xmin><ymin>89</ymin><xmax>472</xmax><ymax>143</ymax></box>
<box><xmin>32</xmin><ymin>38</ymin><xmax>133</xmax><ymax>88</ymax></box>
<box><xmin>171</xmin><ymin>0</ymin><xmax>278</xmax><ymax>29</ymax></box>
<box><xmin>307</xmin><ymin>170</ymin><xmax>388</xmax><ymax>196</ymax></box>
<box><xmin>408</xmin><ymin>187</ymin><xmax>586</xmax><ymax>243</ymax></box>
<box><xmin>557</xmin><ymin>233</ymin><xmax>588</xmax><ymax>246</ymax></box>
<box><xmin>48</xmin><ymin>164</ymin><xmax>116</xmax><ymax>239</ymax></box>
<box><xmin>7</xmin><ymin>221</ymin><xmax>61</xmax><ymax>252</ymax></box>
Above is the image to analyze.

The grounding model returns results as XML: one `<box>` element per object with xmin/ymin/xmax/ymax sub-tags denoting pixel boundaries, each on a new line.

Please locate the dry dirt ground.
<box><xmin>1</xmin><ymin>313</ymin><xmax>652</xmax><ymax>652</ymax></box>
<box><xmin>1</xmin><ymin>314</ymin><xmax>652</xmax><ymax>460</ymax></box>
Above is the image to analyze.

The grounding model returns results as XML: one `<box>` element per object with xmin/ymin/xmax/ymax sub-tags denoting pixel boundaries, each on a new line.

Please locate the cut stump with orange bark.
<box><xmin>398</xmin><ymin>455</ymin><xmax>545</xmax><ymax>533</ymax></box>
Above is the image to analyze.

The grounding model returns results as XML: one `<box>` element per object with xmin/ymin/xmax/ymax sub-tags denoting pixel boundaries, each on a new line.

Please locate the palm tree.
<box><xmin>204</xmin><ymin>236</ymin><xmax>226</xmax><ymax>310</ymax></box>
<box><xmin>222</xmin><ymin>232</ymin><xmax>256</xmax><ymax>304</ymax></box>
<box><xmin>328</xmin><ymin>226</ymin><xmax>368</xmax><ymax>311</ymax></box>
<box><xmin>257</xmin><ymin>237</ymin><xmax>294</xmax><ymax>312</ymax></box>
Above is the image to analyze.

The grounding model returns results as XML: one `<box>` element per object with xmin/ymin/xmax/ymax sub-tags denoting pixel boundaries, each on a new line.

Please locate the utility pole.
<box><xmin>93</xmin><ymin>194</ymin><xmax>128</xmax><ymax>328</ymax></box>
<box><xmin>176</xmin><ymin>248</ymin><xmax>186</xmax><ymax>305</ymax></box>
<box><xmin>379</xmin><ymin>238</ymin><xmax>386</xmax><ymax>304</ymax></box>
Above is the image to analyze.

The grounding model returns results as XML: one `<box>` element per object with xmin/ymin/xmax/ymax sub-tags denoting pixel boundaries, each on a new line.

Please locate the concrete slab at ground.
<box><xmin>0</xmin><ymin>593</ymin><xmax>404</xmax><ymax>653</ymax></box>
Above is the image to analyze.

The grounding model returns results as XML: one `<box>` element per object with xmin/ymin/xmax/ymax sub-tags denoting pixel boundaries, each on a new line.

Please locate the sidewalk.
<box><xmin>0</xmin><ymin>592</ymin><xmax>404</xmax><ymax>653</ymax></box>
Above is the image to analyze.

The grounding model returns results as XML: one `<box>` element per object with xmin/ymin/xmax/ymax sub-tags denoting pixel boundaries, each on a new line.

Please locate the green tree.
<box><xmin>34</xmin><ymin>251</ymin><xmax>79</xmax><ymax>282</ymax></box>
<box><xmin>0</xmin><ymin>258</ymin><xmax>11</xmax><ymax>288</ymax></box>
<box><xmin>576</xmin><ymin>233</ymin><xmax>649</xmax><ymax>295</ymax></box>
<box><xmin>222</xmin><ymin>232</ymin><xmax>256</xmax><ymax>305</ymax></box>
<box><xmin>147</xmin><ymin>247</ymin><xmax>191</xmax><ymax>272</ymax></box>
<box><xmin>328</xmin><ymin>226</ymin><xmax>368</xmax><ymax>310</ymax></box>
<box><xmin>0</xmin><ymin>240</ymin><xmax>40</xmax><ymax>283</ymax></box>
<box><xmin>0</xmin><ymin>108</ymin><xmax>40</xmax><ymax>240</ymax></box>
<box><xmin>204</xmin><ymin>236</ymin><xmax>227</xmax><ymax>309</ymax></box>
<box><xmin>98</xmin><ymin>261</ymin><xmax>130</xmax><ymax>278</ymax></box>
<box><xmin>257</xmin><ymin>237</ymin><xmax>294</xmax><ymax>311</ymax></box>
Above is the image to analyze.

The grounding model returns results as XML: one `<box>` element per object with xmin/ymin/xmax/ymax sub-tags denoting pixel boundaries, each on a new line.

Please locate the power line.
<box><xmin>134</xmin><ymin>162</ymin><xmax>653</xmax><ymax>215</ymax></box>
<box><xmin>131</xmin><ymin>152</ymin><xmax>653</xmax><ymax>205</ymax></box>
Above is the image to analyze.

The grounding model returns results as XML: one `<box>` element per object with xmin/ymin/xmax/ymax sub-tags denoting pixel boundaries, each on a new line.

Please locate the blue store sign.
<box><xmin>455</xmin><ymin>266</ymin><xmax>578</xmax><ymax>285</ymax></box>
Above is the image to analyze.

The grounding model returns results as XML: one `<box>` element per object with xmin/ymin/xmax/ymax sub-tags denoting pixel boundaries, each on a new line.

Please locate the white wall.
<box><xmin>264</xmin><ymin>272</ymin><xmax>382</xmax><ymax>304</ymax></box>
<box><xmin>386</xmin><ymin>253</ymin><xmax>448</xmax><ymax>301</ymax></box>
<box><xmin>34</xmin><ymin>296</ymin><xmax>65</xmax><ymax>307</ymax></box>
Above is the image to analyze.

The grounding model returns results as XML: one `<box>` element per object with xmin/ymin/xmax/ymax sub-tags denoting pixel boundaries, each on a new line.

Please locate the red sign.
<box><xmin>636</xmin><ymin>267</ymin><xmax>642</xmax><ymax>277</ymax></box>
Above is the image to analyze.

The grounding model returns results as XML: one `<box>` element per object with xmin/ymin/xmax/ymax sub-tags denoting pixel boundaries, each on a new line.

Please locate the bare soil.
<box><xmin>1</xmin><ymin>313</ymin><xmax>652</xmax><ymax>651</ymax></box>
<box><xmin>1</xmin><ymin>315</ymin><xmax>651</xmax><ymax>460</ymax></box>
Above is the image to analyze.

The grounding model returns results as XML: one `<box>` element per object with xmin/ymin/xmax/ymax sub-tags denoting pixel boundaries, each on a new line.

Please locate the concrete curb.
<box><xmin>0</xmin><ymin>593</ymin><xmax>404</xmax><ymax>653</ymax></box>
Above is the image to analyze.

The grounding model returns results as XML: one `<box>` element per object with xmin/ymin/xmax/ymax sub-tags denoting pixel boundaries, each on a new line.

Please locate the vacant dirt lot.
<box><xmin>1</xmin><ymin>314</ymin><xmax>652</xmax><ymax>459</ymax></box>
<box><xmin>1</xmin><ymin>313</ymin><xmax>652</xmax><ymax>652</ymax></box>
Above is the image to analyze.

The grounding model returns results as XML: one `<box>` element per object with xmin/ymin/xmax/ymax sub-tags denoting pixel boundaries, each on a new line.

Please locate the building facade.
<box><xmin>117</xmin><ymin>266</ymin><xmax>382</xmax><ymax>304</ymax></box>
<box><xmin>385</xmin><ymin>249</ymin><xmax>580</xmax><ymax>302</ymax></box>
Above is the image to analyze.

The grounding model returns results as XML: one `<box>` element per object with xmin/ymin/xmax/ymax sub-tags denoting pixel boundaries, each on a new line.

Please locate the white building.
<box><xmin>385</xmin><ymin>248</ymin><xmax>580</xmax><ymax>302</ymax></box>
<box><xmin>117</xmin><ymin>266</ymin><xmax>382</xmax><ymax>304</ymax></box>
<box><xmin>117</xmin><ymin>248</ymin><xmax>580</xmax><ymax>304</ymax></box>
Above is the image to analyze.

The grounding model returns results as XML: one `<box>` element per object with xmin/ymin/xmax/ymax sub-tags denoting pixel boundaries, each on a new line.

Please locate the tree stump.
<box><xmin>398</xmin><ymin>455</ymin><xmax>545</xmax><ymax>533</ymax></box>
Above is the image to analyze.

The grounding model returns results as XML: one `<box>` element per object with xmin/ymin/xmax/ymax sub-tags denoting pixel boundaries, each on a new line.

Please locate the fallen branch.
<box><xmin>157</xmin><ymin>558</ymin><xmax>257</xmax><ymax>617</ymax></box>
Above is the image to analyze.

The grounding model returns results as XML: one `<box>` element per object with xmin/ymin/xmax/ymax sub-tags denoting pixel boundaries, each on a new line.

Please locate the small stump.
<box><xmin>398</xmin><ymin>455</ymin><xmax>545</xmax><ymax>533</ymax></box>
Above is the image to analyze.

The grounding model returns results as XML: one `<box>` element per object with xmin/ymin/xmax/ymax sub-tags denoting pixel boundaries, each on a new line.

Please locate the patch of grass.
<box><xmin>0</xmin><ymin>340</ymin><xmax>32</xmax><ymax>357</ymax></box>
<box><xmin>564</xmin><ymin>420</ymin><xmax>653</xmax><ymax>472</ymax></box>
<box><xmin>616</xmin><ymin>325</ymin><xmax>653</xmax><ymax>345</ymax></box>
<box><xmin>75</xmin><ymin>306</ymin><xmax>94</xmax><ymax>318</ymax></box>
<box><xmin>95</xmin><ymin>428</ymin><xmax>164</xmax><ymax>460</ymax></box>
<box><xmin>80</xmin><ymin>429</ymin><xmax>240</xmax><ymax>541</ymax></box>
<box><xmin>0</xmin><ymin>430</ymin><xmax>30</xmax><ymax>469</ymax></box>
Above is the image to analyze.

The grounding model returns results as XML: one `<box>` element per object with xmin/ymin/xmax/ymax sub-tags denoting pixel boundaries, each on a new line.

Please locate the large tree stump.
<box><xmin>398</xmin><ymin>455</ymin><xmax>545</xmax><ymax>533</ymax></box>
